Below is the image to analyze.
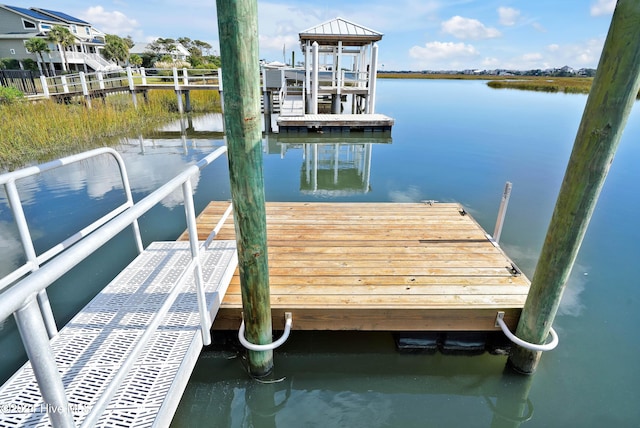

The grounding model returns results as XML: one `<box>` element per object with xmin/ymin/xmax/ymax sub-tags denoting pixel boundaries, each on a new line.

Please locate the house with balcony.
<box><xmin>0</xmin><ymin>4</ymin><xmax>118</xmax><ymax>74</ymax></box>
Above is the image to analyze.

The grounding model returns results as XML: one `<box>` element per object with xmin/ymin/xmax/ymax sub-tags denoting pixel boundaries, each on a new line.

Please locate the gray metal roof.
<box><xmin>299</xmin><ymin>17</ymin><xmax>383</xmax><ymax>45</ymax></box>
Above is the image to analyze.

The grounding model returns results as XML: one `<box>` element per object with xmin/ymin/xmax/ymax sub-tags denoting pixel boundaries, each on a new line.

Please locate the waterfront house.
<box><xmin>0</xmin><ymin>4</ymin><xmax>116</xmax><ymax>74</ymax></box>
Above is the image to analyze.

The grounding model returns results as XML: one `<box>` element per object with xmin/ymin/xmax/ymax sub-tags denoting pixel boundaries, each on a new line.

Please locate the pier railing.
<box><xmin>35</xmin><ymin>67</ymin><xmax>223</xmax><ymax>99</ymax></box>
<box><xmin>0</xmin><ymin>146</ymin><xmax>231</xmax><ymax>427</ymax></box>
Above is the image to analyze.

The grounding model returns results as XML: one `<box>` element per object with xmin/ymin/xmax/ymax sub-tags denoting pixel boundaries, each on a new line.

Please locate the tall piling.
<box><xmin>508</xmin><ymin>0</ymin><xmax>640</xmax><ymax>374</ymax></box>
<box><xmin>216</xmin><ymin>0</ymin><xmax>273</xmax><ymax>376</ymax></box>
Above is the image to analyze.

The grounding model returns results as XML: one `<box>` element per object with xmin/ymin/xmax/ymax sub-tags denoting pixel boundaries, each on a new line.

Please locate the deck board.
<box><xmin>181</xmin><ymin>202</ymin><xmax>529</xmax><ymax>331</ymax></box>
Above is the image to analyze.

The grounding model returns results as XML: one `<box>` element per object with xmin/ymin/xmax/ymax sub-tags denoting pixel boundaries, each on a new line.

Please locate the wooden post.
<box><xmin>184</xmin><ymin>90</ymin><xmax>191</xmax><ymax>112</ymax></box>
<box><xmin>79</xmin><ymin>71</ymin><xmax>91</xmax><ymax>109</ymax></box>
<box><xmin>262</xmin><ymin>68</ymin><xmax>272</xmax><ymax>133</ymax></box>
<box><xmin>173</xmin><ymin>67</ymin><xmax>184</xmax><ymax>114</ymax></box>
<box><xmin>508</xmin><ymin>0</ymin><xmax>640</xmax><ymax>374</ymax></box>
<box><xmin>305</xmin><ymin>41</ymin><xmax>311</xmax><ymax>113</ymax></box>
<box><xmin>311</xmin><ymin>42</ymin><xmax>319</xmax><ymax>114</ymax></box>
<box><xmin>126</xmin><ymin>66</ymin><xmax>137</xmax><ymax>109</ymax></box>
<box><xmin>367</xmin><ymin>43</ymin><xmax>379</xmax><ymax>114</ymax></box>
<box><xmin>217</xmin><ymin>68</ymin><xmax>225</xmax><ymax>115</ymax></box>
<box><xmin>40</xmin><ymin>75</ymin><xmax>50</xmax><ymax>98</ymax></box>
<box><xmin>216</xmin><ymin>0</ymin><xmax>273</xmax><ymax>376</ymax></box>
<box><xmin>97</xmin><ymin>71</ymin><xmax>105</xmax><ymax>90</ymax></box>
<box><xmin>61</xmin><ymin>75</ymin><xmax>69</xmax><ymax>93</ymax></box>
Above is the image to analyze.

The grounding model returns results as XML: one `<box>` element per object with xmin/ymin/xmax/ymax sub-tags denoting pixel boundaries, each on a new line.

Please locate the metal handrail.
<box><xmin>0</xmin><ymin>148</ymin><xmax>140</xmax><ymax>292</ymax></box>
<box><xmin>0</xmin><ymin>145</ymin><xmax>229</xmax><ymax>427</ymax></box>
<box><xmin>1</xmin><ymin>148</ymin><xmax>140</xmax><ymax>338</ymax></box>
<box><xmin>0</xmin><ymin>145</ymin><xmax>228</xmax><ymax>319</ymax></box>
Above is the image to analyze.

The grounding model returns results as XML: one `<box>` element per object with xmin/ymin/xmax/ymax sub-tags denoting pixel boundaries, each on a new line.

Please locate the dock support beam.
<box><xmin>216</xmin><ymin>0</ymin><xmax>273</xmax><ymax>376</ymax></box>
<box><xmin>508</xmin><ymin>0</ymin><xmax>640</xmax><ymax>374</ymax></box>
<box><xmin>311</xmin><ymin>42</ymin><xmax>319</xmax><ymax>115</ymax></box>
<box><xmin>367</xmin><ymin>43</ymin><xmax>379</xmax><ymax>114</ymax></box>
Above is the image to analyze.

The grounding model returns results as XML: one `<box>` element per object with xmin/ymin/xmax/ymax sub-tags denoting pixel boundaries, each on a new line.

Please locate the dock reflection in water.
<box><xmin>266</xmin><ymin>133</ymin><xmax>392</xmax><ymax>197</ymax></box>
<box><xmin>173</xmin><ymin>333</ymin><xmax>535</xmax><ymax>428</ymax></box>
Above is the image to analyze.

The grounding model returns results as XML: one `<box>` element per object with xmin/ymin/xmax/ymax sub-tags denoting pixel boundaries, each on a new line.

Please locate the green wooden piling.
<box><xmin>508</xmin><ymin>0</ymin><xmax>640</xmax><ymax>374</ymax></box>
<box><xmin>216</xmin><ymin>0</ymin><xmax>273</xmax><ymax>376</ymax></box>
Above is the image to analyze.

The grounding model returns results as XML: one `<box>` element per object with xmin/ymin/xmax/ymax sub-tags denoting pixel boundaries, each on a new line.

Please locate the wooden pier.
<box><xmin>277</xmin><ymin>113</ymin><xmax>394</xmax><ymax>133</ymax></box>
<box><xmin>181</xmin><ymin>202</ymin><xmax>529</xmax><ymax>332</ymax></box>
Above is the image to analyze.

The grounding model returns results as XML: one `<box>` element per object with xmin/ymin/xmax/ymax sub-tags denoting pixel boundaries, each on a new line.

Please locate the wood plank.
<box><xmin>213</xmin><ymin>308</ymin><xmax>522</xmax><ymax>331</ymax></box>
<box><xmin>229</xmin><ymin>275</ymin><xmax>529</xmax><ymax>286</ymax></box>
<box><xmin>184</xmin><ymin>201</ymin><xmax>530</xmax><ymax>331</ymax></box>
<box><xmin>225</xmin><ymin>284</ymin><xmax>530</xmax><ymax>296</ymax></box>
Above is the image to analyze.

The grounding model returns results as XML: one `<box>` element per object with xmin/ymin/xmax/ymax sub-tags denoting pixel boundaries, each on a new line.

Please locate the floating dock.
<box><xmin>181</xmin><ymin>202</ymin><xmax>530</xmax><ymax>332</ymax></box>
<box><xmin>277</xmin><ymin>113</ymin><xmax>394</xmax><ymax>133</ymax></box>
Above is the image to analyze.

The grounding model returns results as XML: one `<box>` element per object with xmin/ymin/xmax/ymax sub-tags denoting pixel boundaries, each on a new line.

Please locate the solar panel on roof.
<box><xmin>4</xmin><ymin>5</ymin><xmax>60</xmax><ymax>22</ymax></box>
<box><xmin>37</xmin><ymin>8</ymin><xmax>90</xmax><ymax>25</ymax></box>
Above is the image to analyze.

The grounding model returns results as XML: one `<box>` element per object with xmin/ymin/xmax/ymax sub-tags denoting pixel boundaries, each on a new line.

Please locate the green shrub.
<box><xmin>0</xmin><ymin>86</ymin><xmax>24</xmax><ymax>104</ymax></box>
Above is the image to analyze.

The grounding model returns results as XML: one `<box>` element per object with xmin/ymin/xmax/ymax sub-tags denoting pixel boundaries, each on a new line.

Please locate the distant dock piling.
<box><xmin>508</xmin><ymin>0</ymin><xmax>640</xmax><ymax>374</ymax></box>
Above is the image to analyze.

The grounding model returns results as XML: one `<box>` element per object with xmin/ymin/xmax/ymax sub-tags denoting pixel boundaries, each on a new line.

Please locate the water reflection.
<box><xmin>173</xmin><ymin>333</ymin><xmax>536</xmax><ymax>428</ymax></box>
<box><xmin>266</xmin><ymin>133</ymin><xmax>391</xmax><ymax>197</ymax></box>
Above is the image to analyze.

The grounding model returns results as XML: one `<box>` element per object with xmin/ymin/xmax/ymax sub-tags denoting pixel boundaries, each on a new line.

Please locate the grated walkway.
<box><xmin>0</xmin><ymin>241</ymin><xmax>237</xmax><ymax>427</ymax></box>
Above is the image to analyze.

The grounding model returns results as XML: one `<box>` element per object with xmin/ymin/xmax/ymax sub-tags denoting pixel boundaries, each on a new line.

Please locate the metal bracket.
<box><xmin>238</xmin><ymin>312</ymin><xmax>293</xmax><ymax>352</ymax></box>
<box><xmin>495</xmin><ymin>311</ymin><xmax>558</xmax><ymax>352</ymax></box>
<box><xmin>507</xmin><ymin>263</ymin><xmax>521</xmax><ymax>276</ymax></box>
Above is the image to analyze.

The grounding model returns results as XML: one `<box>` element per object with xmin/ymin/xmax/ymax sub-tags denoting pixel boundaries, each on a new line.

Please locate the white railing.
<box><xmin>36</xmin><ymin>67</ymin><xmax>223</xmax><ymax>98</ymax></box>
<box><xmin>0</xmin><ymin>146</ymin><xmax>229</xmax><ymax>427</ymax></box>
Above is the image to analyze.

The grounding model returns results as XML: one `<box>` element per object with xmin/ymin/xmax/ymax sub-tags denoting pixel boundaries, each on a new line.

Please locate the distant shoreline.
<box><xmin>378</xmin><ymin>72</ymin><xmax>595</xmax><ymax>94</ymax></box>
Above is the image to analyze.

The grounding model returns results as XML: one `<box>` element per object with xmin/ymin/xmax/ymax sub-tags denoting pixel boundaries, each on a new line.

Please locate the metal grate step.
<box><xmin>0</xmin><ymin>240</ymin><xmax>237</xmax><ymax>427</ymax></box>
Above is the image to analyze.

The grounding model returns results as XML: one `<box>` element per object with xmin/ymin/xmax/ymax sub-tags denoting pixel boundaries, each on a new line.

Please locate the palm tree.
<box><xmin>47</xmin><ymin>25</ymin><xmax>75</xmax><ymax>72</ymax></box>
<box><xmin>104</xmin><ymin>34</ymin><xmax>130</xmax><ymax>65</ymax></box>
<box><xmin>25</xmin><ymin>37</ymin><xmax>50</xmax><ymax>77</ymax></box>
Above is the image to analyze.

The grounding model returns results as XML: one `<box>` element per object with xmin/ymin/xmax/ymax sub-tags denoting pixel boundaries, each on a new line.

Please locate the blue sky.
<box><xmin>10</xmin><ymin>0</ymin><xmax>617</xmax><ymax>70</ymax></box>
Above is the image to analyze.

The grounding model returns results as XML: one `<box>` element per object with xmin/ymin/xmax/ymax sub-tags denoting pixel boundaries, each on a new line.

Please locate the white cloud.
<box><xmin>547</xmin><ymin>44</ymin><xmax>560</xmax><ymax>52</ymax></box>
<box><xmin>590</xmin><ymin>0</ymin><xmax>616</xmax><ymax>16</ymax></box>
<box><xmin>81</xmin><ymin>6</ymin><xmax>140</xmax><ymax>36</ymax></box>
<box><xmin>498</xmin><ymin>7</ymin><xmax>520</xmax><ymax>26</ymax></box>
<box><xmin>258</xmin><ymin>34</ymin><xmax>299</xmax><ymax>51</ymax></box>
<box><xmin>551</xmin><ymin>38</ymin><xmax>604</xmax><ymax>67</ymax></box>
<box><xmin>441</xmin><ymin>16</ymin><xmax>501</xmax><ymax>40</ymax></box>
<box><xmin>0</xmin><ymin>221</ymin><xmax>23</xmax><ymax>278</ymax></box>
<box><xmin>409</xmin><ymin>41</ymin><xmax>479</xmax><ymax>69</ymax></box>
<box><xmin>532</xmin><ymin>22</ymin><xmax>547</xmax><ymax>33</ymax></box>
<box><xmin>482</xmin><ymin>57</ymin><xmax>500</xmax><ymax>67</ymax></box>
<box><xmin>521</xmin><ymin>52</ymin><xmax>543</xmax><ymax>62</ymax></box>
<box><xmin>388</xmin><ymin>186</ymin><xmax>422</xmax><ymax>203</ymax></box>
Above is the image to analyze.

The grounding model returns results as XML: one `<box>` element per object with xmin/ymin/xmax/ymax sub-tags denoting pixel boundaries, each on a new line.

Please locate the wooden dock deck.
<box><xmin>181</xmin><ymin>202</ymin><xmax>529</xmax><ymax>332</ymax></box>
<box><xmin>277</xmin><ymin>114</ymin><xmax>394</xmax><ymax>133</ymax></box>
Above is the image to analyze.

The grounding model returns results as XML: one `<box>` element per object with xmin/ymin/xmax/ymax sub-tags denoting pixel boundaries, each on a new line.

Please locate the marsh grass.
<box><xmin>380</xmin><ymin>73</ymin><xmax>640</xmax><ymax>99</ymax></box>
<box><xmin>0</xmin><ymin>90</ymin><xmax>221</xmax><ymax>170</ymax></box>
<box><xmin>486</xmin><ymin>77</ymin><xmax>594</xmax><ymax>94</ymax></box>
<box><xmin>380</xmin><ymin>73</ymin><xmax>598</xmax><ymax>94</ymax></box>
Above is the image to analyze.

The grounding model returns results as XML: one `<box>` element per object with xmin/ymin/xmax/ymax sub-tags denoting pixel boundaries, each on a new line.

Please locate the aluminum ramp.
<box><xmin>0</xmin><ymin>240</ymin><xmax>237</xmax><ymax>427</ymax></box>
<box><xmin>279</xmin><ymin>94</ymin><xmax>305</xmax><ymax>116</ymax></box>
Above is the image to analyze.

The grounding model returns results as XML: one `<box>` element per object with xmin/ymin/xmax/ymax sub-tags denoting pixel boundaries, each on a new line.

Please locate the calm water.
<box><xmin>1</xmin><ymin>79</ymin><xmax>639</xmax><ymax>427</ymax></box>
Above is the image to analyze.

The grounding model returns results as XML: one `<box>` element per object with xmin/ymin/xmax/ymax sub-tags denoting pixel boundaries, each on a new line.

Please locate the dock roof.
<box><xmin>299</xmin><ymin>17</ymin><xmax>383</xmax><ymax>46</ymax></box>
